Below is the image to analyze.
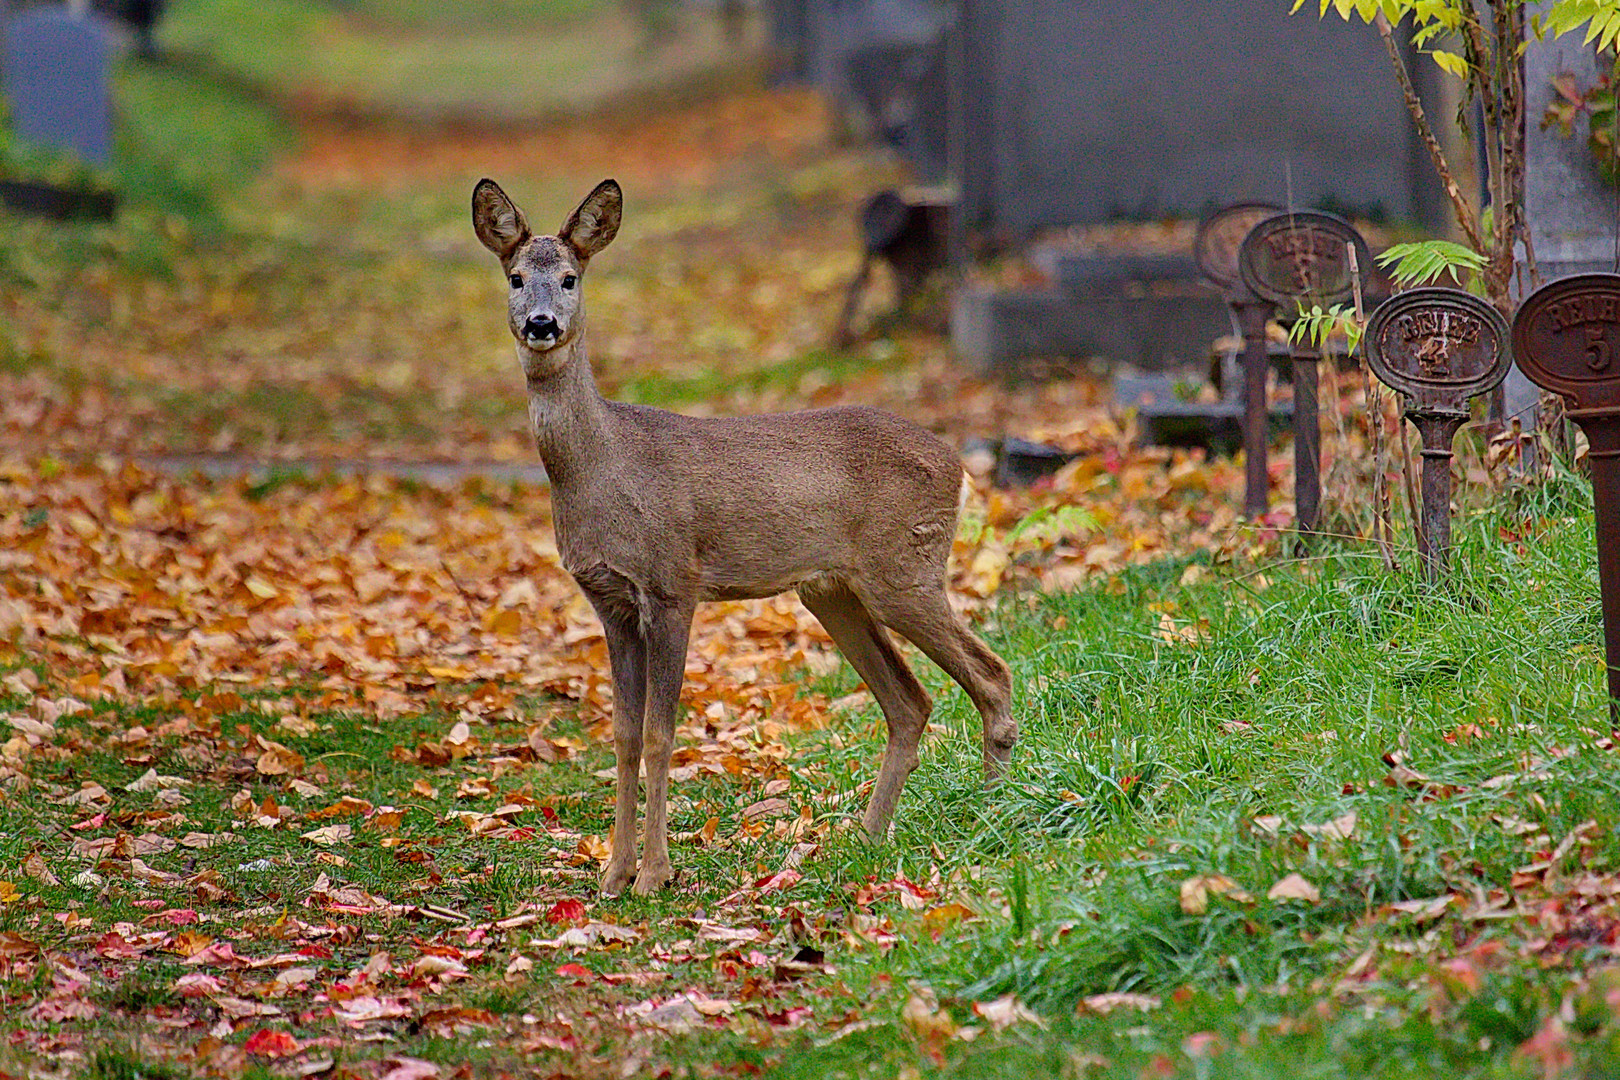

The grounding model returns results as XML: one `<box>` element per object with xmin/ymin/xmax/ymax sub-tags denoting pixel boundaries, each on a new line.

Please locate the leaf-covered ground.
<box><xmin>9</xmin><ymin>6</ymin><xmax>1619</xmax><ymax>1078</ymax></box>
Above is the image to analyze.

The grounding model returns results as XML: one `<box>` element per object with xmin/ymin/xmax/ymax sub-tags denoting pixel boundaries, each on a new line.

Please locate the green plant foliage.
<box><xmin>1288</xmin><ymin>302</ymin><xmax>1364</xmax><ymax>352</ymax></box>
<box><xmin>1296</xmin><ymin>0</ymin><xmax>1620</xmax><ymax>78</ymax></box>
<box><xmin>1375</xmin><ymin>240</ymin><xmax>1488</xmax><ymax>289</ymax></box>
<box><xmin>1538</xmin><ymin>0</ymin><xmax>1620</xmax><ymax>51</ymax></box>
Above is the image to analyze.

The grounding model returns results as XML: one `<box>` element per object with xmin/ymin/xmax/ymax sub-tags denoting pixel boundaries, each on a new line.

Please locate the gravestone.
<box><xmin>1518</xmin><ymin>34</ymin><xmax>1619</xmax><ymax>433</ymax></box>
<box><xmin>952</xmin><ymin>0</ymin><xmax>1445</xmax><ymax>238</ymax></box>
<box><xmin>2</xmin><ymin>5</ymin><xmax>113</xmax><ymax>166</ymax></box>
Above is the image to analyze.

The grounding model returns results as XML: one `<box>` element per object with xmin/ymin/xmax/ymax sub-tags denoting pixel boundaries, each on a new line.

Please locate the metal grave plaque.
<box><xmin>1365</xmin><ymin>288</ymin><xmax>1510</xmax><ymax>582</ymax></box>
<box><xmin>1238</xmin><ymin>211</ymin><xmax>1372</xmax><ymax>309</ymax></box>
<box><xmin>1195</xmin><ymin>202</ymin><xmax>1283</xmax><ymax>297</ymax></box>
<box><xmin>1512</xmin><ymin>273</ymin><xmax>1620</xmax><ymax>724</ymax></box>
<box><xmin>1196</xmin><ymin>202</ymin><xmax>1282</xmax><ymax>520</ymax></box>
<box><xmin>1237</xmin><ymin>212</ymin><xmax>1372</xmax><ymax>537</ymax></box>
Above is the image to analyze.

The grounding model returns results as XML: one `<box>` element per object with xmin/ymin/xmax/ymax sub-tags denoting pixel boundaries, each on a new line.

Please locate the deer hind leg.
<box><xmin>594</xmin><ymin>610</ymin><xmax>647</xmax><ymax>899</ymax></box>
<box><xmin>633</xmin><ymin>601</ymin><xmax>694</xmax><ymax>896</ymax></box>
<box><xmin>800</xmin><ymin>581</ymin><xmax>933</xmax><ymax>841</ymax></box>
<box><xmin>862</xmin><ymin>585</ymin><xmax>1016</xmax><ymax>783</ymax></box>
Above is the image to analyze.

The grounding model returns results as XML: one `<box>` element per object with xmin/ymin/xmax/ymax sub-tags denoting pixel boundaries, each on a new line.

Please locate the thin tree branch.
<box><xmin>1375</xmin><ymin>13</ymin><xmax>1488</xmax><ymax>254</ymax></box>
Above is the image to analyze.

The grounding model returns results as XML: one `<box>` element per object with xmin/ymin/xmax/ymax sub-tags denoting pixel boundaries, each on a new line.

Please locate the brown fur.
<box><xmin>472</xmin><ymin>178</ymin><xmax>1016</xmax><ymax>896</ymax></box>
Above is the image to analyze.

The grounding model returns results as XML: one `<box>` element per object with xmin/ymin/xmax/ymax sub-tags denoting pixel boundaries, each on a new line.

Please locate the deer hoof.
<box><xmin>600</xmin><ymin>860</ymin><xmax>637</xmax><ymax>898</ymax></box>
<box><xmin>631</xmin><ymin>860</ymin><xmax>674</xmax><ymax>895</ymax></box>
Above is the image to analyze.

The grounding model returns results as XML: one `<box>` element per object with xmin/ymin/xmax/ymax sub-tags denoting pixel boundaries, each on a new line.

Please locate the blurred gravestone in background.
<box><xmin>2</xmin><ymin>3</ymin><xmax>113</xmax><ymax>166</ymax></box>
<box><xmin>762</xmin><ymin>0</ymin><xmax>950</xmax><ymax>178</ymax></box>
<box><xmin>949</xmin><ymin>0</ymin><xmax>1443</xmax><ymax>238</ymax></box>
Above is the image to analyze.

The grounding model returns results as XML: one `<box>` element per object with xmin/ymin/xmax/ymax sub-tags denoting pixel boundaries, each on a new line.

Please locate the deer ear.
<box><xmin>559</xmin><ymin>179</ymin><xmax>621</xmax><ymax>260</ymax></box>
<box><xmin>472</xmin><ymin>179</ymin><xmax>531</xmax><ymax>261</ymax></box>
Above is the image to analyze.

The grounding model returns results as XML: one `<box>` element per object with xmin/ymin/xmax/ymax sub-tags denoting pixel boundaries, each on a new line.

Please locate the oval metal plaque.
<box><xmin>1194</xmin><ymin>201</ymin><xmax>1282</xmax><ymax>292</ymax></box>
<box><xmin>1237</xmin><ymin>210</ymin><xmax>1371</xmax><ymax>308</ymax></box>
<box><xmin>1511</xmin><ymin>273</ymin><xmax>1620</xmax><ymax>410</ymax></box>
<box><xmin>1364</xmin><ymin>288</ymin><xmax>1511</xmax><ymax>410</ymax></box>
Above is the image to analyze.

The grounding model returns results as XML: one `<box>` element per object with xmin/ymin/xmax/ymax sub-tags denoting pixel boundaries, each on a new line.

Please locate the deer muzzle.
<box><xmin>522</xmin><ymin>313</ymin><xmax>562</xmax><ymax>346</ymax></box>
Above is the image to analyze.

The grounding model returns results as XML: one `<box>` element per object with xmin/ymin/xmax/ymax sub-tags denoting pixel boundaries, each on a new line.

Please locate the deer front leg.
<box><xmin>596</xmin><ymin>612</ymin><xmax>647</xmax><ymax>898</ymax></box>
<box><xmin>633</xmin><ymin>602</ymin><xmax>694</xmax><ymax>895</ymax></box>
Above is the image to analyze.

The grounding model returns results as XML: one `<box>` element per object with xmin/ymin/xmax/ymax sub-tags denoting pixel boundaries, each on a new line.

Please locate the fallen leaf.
<box><xmin>1266</xmin><ymin>873</ymin><xmax>1321</xmax><ymax>904</ymax></box>
<box><xmin>300</xmin><ymin>824</ymin><xmax>353</xmax><ymax>846</ymax></box>
<box><xmin>243</xmin><ymin>1029</ymin><xmax>300</xmax><ymax>1058</ymax></box>
<box><xmin>973</xmin><ymin>994</ymin><xmax>1044</xmax><ymax>1031</ymax></box>
<box><xmin>1300</xmin><ymin>811</ymin><xmax>1357</xmax><ymax>841</ymax></box>
<box><xmin>1078</xmin><ymin>992</ymin><xmax>1161</xmax><ymax>1016</ymax></box>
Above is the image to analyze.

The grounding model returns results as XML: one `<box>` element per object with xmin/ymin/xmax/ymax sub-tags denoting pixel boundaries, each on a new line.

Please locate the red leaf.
<box><xmin>243</xmin><ymin>1028</ymin><xmax>300</xmax><ymax>1058</ymax></box>
<box><xmin>555</xmin><ymin>963</ymin><xmax>594</xmax><ymax>984</ymax></box>
<box><xmin>147</xmin><ymin>908</ymin><xmax>200</xmax><ymax>926</ymax></box>
<box><xmin>546</xmin><ymin>899</ymin><xmax>586</xmax><ymax>925</ymax></box>
<box><xmin>753</xmin><ymin>868</ymin><xmax>802</xmax><ymax>894</ymax></box>
<box><xmin>94</xmin><ymin>932</ymin><xmax>144</xmax><ymax>958</ymax></box>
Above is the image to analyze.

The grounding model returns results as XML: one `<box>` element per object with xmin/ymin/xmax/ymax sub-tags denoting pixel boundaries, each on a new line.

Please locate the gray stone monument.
<box><xmin>1526</xmin><ymin>38</ymin><xmax>1617</xmax><ymax>281</ymax></box>
<box><xmin>1517</xmin><ymin>34</ymin><xmax>1620</xmax><ymax>438</ymax></box>
<box><xmin>2</xmin><ymin>4</ymin><xmax>114</xmax><ymax>166</ymax></box>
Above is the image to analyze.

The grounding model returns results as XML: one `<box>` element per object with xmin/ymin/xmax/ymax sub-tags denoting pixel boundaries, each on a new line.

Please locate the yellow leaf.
<box><xmin>0</xmin><ymin>881</ymin><xmax>19</xmax><ymax>904</ymax></box>
<box><xmin>300</xmin><ymin>824</ymin><xmax>353</xmax><ymax>846</ymax></box>
<box><xmin>962</xmin><ymin>545</ymin><xmax>1009</xmax><ymax>598</ymax></box>
<box><xmin>923</xmin><ymin>902</ymin><xmax>977</xmax><ymax>932</ymax></box>
<box><xmin>1429</xmin><ymin>49</ymin><xmax>1469</xmax><ymax>79</ymax></box>
<box><xmin>244</xmin><ymin>576</ymin><xmax>278</xmax><ymax>600</ymax></box>
<box><xmin>1179</xmin><ymin>874</ymin><xmax>1248</xmax><ymax>915</ymax></box>
<box><xmin>484</xmin><ymin>607</ymin><xmax>523</xmax><ymax>638</ymax></box>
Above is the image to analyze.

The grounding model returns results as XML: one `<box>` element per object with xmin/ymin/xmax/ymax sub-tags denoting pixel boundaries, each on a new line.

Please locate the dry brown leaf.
<box><xmin>1266</xmin><ymin>873</ymin><xmax>1321</xmax><ymax>904</ymax></box>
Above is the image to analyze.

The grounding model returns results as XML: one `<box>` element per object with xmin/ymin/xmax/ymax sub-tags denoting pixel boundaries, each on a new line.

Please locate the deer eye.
<box><xmin>561</xmin><ymin>273</ymin><xmax>577</xmax><ymax>290</ymax></box>
<box><xmin>507</xmin><ymin>273</ymin><xmax>523</xmax><ymax>289</ymax></box>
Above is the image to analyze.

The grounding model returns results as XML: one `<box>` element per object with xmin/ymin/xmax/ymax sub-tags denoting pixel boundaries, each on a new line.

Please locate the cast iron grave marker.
<box><xmin>1195</xmin><ymin>201</ymin><xmax>1281</xmax><ymax>520</ymax></box>
<box><xmin>1364</xmin><ymin>288</ymin><xmax>1511</xmax><ymax>583</ymax></box>
<box><xmin>1238</xmin><ymin>211</ymin><xmax>1371</xmax><ymax>537</ymax></box>
<box><xmin>1512</xmin><ymin>273</ymin><xmax>1620</xmax><ymax>724</ymax></box>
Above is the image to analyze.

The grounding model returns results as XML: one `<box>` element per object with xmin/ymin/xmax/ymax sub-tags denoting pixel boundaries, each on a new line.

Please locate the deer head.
<box><xmin>472</xmin><ymin>178</ymin><xmax>621</xmax><ymax>364</ymax></box>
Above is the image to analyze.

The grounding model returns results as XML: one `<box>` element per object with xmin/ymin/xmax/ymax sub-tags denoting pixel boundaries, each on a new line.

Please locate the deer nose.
<box><xmin>523</xmin><ymin>314</ymin><xmax>560</xmax><ymax>342</ymax></box>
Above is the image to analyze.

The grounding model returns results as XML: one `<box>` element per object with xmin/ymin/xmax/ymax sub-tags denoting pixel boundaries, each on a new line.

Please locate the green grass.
<box><xmin>759</xmin><ymin>473</ymin><xmax>1620</xmax><ymax>1077</ymax></box>
<box><xmin>158</xmin><ymin>0</ymin><xmax>758</xmax><ymax>123</ymax></box>
<box><xmin>350</xmin><ymin>0</ymin><xmax>610</xmax><ymax>32</ymax></box>
<box><xmin>114</xmin><ymin>54</ymin><xmax>288</xmax><ymax>218</ymax></box>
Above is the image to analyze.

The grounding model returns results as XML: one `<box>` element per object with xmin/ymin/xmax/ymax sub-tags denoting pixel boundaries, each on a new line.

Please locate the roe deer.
<box><xmin>472</xmin><ymin>178</ymin><xmax>1016</xmax><ymax>896</ymax></box>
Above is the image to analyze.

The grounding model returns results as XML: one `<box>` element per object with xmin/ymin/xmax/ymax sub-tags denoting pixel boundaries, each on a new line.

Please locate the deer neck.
<box><xmin>521</xmin><ymin>331</ymin><xmax>612</xmax><ymax>488</ymax></box>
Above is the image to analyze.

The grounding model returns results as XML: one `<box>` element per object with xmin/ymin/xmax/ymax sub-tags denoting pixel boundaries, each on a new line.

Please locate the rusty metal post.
<box><xmin>1193</xmin><ymin>203</ymin><xmax>1281</xmax><ymax>521</ymax></box>
<box><xmin>1513</xmin><ymin>274</ymin><xmax>1620</xmax><ymax>725</ymax></box>
<box><xmin>1290</xmin><ymin>345</ymin><xmax>1321</xmax><ymax>535</ymax></box>
<box><xmin>1237</xmin><ymin>301</ymin><xmax>1272</xmax><ymax>518</ymax></box>
<box><xmin>1580</xmin><ymin>414</ymin><xmax>1620</xmax><ymax>721</ymax></box>
<box><xmin>1365</xmin><ymin>289</ymin><xmax>1512</xmax><ymax>585</ymax></box>
<box><xmin>1410</xmin><ymin>410</ymin><xmax>1468</xmax><ymax>582</ymax></box>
